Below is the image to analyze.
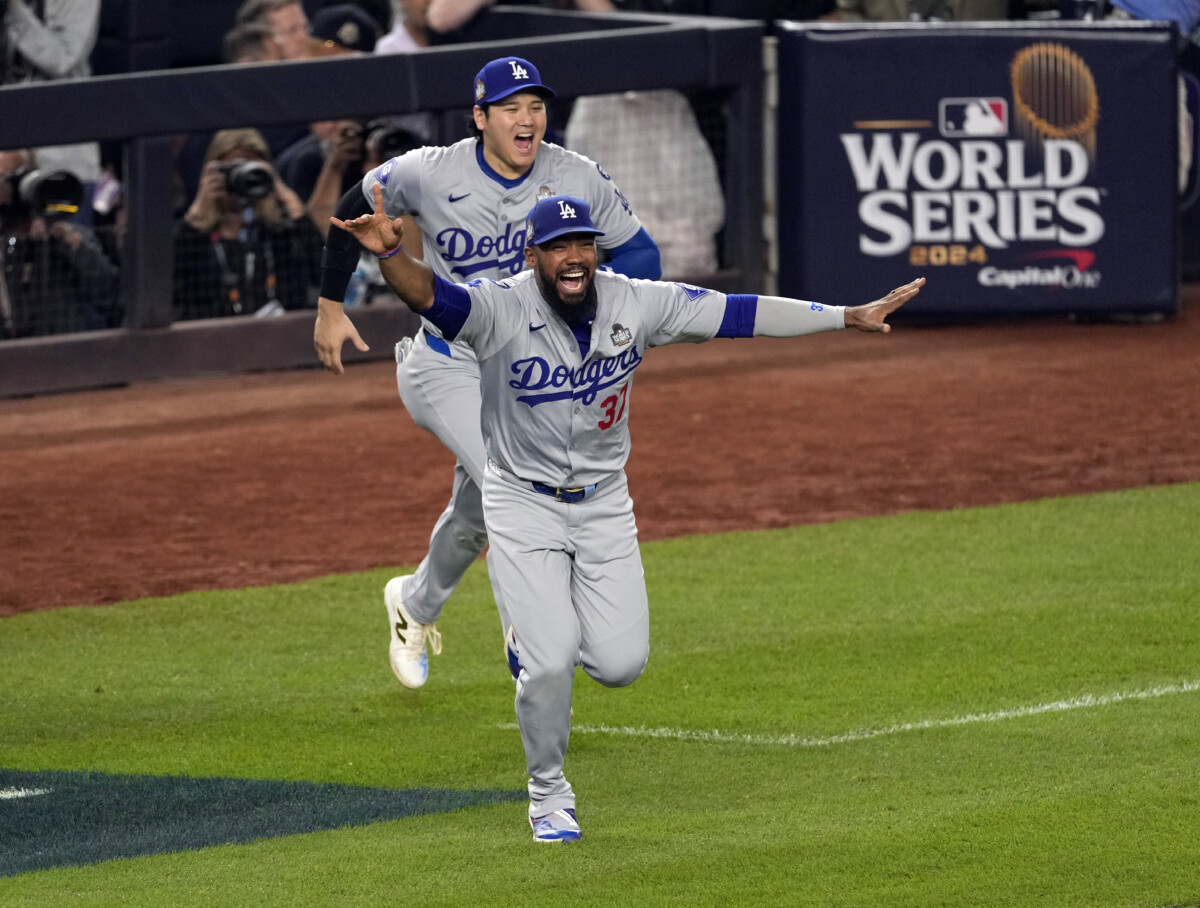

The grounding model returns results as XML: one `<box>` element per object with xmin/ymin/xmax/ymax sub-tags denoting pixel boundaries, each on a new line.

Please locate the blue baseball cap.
<box><xmin>474</xmin><ymin>57</ymin><xmax>556</xmax><ymax>105</ymax></box>
<box><xmin>527</xmin><ymin>195</ymin><xmax>606</xmax><ymax>246</ymax></box>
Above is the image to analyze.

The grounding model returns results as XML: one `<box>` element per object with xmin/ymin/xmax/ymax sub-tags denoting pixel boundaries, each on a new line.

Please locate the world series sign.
<box><xmin>776</xmin><ymin>21</ymin><xmax>1179</xmax><ymax>318</ymax></box>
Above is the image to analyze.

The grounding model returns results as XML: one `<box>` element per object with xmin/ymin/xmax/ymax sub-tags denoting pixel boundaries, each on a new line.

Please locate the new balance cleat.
<box><xmin>384</xmin><ymin>576</ymin><xmax>442</xmax><ymax>689</ymax></box>
<box><xmin>530</xmin><ymin>808</ymin><xmax>581</xmax><ymax>843</ymax></box>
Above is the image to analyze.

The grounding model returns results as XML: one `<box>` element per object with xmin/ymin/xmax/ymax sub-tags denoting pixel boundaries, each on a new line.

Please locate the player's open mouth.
<box><xmin>559</xmin><ymin>270</ymin><xmax>587</xmax><ymax>293</ymax></box>
<box><xmin>515</xmin><ymin>133</ymin><xmax>534</xmax><ymax>153</ymax></box>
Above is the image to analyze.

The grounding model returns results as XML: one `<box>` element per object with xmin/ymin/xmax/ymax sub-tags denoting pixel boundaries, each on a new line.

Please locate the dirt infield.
<box><xmin>4</xmin><ymin>288</ymin><xmax>1200</xmax><ymax>616</ymax></box>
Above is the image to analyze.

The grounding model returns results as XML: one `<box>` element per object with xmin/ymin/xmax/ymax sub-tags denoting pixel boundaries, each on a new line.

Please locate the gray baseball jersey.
<box><xmin>443</xmin><ymin>269</ymin><xmax>728</xmax><ymax>488</ymax></box>
<box><xmin>364</xmin><ymin>139</ymin><xmax>642</xmax><ymax>285</ymax></box>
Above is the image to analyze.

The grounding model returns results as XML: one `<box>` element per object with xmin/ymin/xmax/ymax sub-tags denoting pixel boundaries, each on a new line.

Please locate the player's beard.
<box><xmin>535</xmin><ymin>262</ymin><xmax>597</xmax><ymax>326</ymax></box>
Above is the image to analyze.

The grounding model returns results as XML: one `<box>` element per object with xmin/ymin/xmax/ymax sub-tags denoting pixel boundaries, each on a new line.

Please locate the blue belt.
<box><xmin>530</xmin><ymin>481</ymin><xmax>598</xmax><ymax>503</ymax></box>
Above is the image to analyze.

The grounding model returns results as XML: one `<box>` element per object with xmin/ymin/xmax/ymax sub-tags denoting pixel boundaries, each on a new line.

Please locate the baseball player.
<box><xmin>326</xmin><ymin>187</ymin><xmax>925</xmax><ymax>842</ymax></box>
<box><xmin>314</xmin><ymin>57</ymin><xmax>661</xmax><ymax>690</ymax></box>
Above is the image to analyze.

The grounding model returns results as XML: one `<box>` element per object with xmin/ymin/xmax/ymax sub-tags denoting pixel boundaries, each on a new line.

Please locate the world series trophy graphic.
<box><xmin>1010</xmin><ymin>42</ymin><xmax>1100</xmax><ymax>162</ymax></box>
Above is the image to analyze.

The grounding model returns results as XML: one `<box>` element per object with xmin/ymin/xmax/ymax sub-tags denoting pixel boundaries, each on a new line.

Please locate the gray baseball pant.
<box><xmin>481</xmin><ymin>464</ymin><xmax>650</xmax><ymax>815</ymax></box>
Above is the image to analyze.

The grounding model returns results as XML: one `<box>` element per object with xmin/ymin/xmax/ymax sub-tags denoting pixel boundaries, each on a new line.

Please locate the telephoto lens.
<box><xmin>19</xmin><ymin>169</ymin><xmax>84</xmax><ymax>221</ymax></box>
<box><xmin>223</xmin><ymin>160</ymin><xmax>274</xmax><ymax>201</ymax></box>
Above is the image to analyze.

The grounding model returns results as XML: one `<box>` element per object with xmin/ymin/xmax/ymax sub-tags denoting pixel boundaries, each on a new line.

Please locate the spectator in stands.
<box><xmin>377</xmin><ymin>0</ymin><xmax>432</xmax><ymax>51</ymax></box>
<box><xmin>174</xmin><ymin>129</ymin><xmax>323</xmax><ymax>320</ymax></box>
<box><xmin>236</xmin><ymin>0</ymin><xmax>313</xmax><ymax>59</ymax></box>
<box><xmin>2</xmin><ymin>0</ymin><xmax>103</xmax><ymax>219</ymax></box>
<box><xmin>320</xmin><ymin>0</ymin><xmax>395</xmax><ymax>33</ymax></box>
<box><xmin>0</xmin><ymin>148</ymin><xmax>120</xmax><ymax>338</ymax></box>
<box><xmin>309</xmin><ymin>2</ymin><xmax>381</xmax><ymax>54</ymax></box>
<box><xmin>220</xmin><ymin>21</ymin><xmax>284</xmax><ymax>63</ymax></box>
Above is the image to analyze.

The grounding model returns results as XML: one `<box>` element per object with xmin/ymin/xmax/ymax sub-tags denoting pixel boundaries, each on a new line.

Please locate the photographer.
<box><xmin>174</xmin><ymin>129</ymin><xmax>323</xmax><ymax>321</ymax></box>
<box><xmin>277</xmin><ymin>119</ymin><xmax>367</xmax><ymax>235</ymax></box>
<box><xmin>3</xmin><ymin>1</ymin><xmax>102</xmax><ymax>212</ymax></box>
<box><xmin>0</xmin><ymin>149</ymin><xmax>120</xmax><ymax>338</ymax></box>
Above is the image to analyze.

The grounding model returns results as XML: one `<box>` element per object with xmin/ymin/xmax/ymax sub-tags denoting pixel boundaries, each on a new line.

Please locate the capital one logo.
<box><xmin>558</xmin><ymin>200</ymin><xmax>577</xmax><ymax>219</ymax></box>
<box><xmin>510</xmin><ymin>61</ymin><xmax>529</xmax><ymax>80</ymax></box>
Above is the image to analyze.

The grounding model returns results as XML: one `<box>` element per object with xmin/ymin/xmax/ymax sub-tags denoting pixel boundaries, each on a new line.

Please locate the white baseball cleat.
<box><xmin>384</xmin><ymin>575</ymin><xmax>442</xmax><ymax>689</ymax></box>
<box><xmin>530</xmin><ymin>807</ymin><xmax>581</xmax><ymax>843</ymax></box>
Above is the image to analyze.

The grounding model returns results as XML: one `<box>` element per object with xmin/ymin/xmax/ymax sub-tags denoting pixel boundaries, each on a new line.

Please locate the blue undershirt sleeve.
<box><xmin>422</xmin><ymin>276</ymin><xmax>473</xmax><ymax>341</ymax></box>
<box><xmin>716</xmin><ymin>294</ymin><xmax>759</xmax><ymax>338</ymax></box>
<box><xmin>602</xmin><ymin>228</ymin><xmax>662</xmax><ymax>280</ymax></box>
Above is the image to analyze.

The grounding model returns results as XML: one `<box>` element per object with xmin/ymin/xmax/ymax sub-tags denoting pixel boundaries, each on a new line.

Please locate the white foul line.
<box><xmin>0</xmin><ymin>787</ymin><xmax>51</xmax><ymax>800</ymax></box>
<box><xmin>501</xmin><ymin>680</ymin><xmax>1200</xmax><ymax>749</ymax></box>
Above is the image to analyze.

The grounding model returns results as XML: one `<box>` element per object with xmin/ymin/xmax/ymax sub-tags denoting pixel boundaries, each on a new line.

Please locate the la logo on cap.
<box><xmin>558</xmin><ymin>200</ymin><xmax>577</xmax><ymax>219</ymax></box>
<box><xmin>509</xmin><ymin>60</ymin><xmax>529</xmax><ymax>80</ymax></box>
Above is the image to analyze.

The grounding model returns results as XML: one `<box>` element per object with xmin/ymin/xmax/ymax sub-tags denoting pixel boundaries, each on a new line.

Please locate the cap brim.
<box><xmin>482</xmin><ymin>84</ymin><xmax>556</xmax><ymax>104</ymax></box>
<box><xmin>530</xmin><ymin>226</ymin><xmax>605</xmax><ymax>246</ymax></box>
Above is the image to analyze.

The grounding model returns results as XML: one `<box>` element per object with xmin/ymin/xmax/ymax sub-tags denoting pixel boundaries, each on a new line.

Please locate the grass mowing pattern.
<box><xmin>1</xmin><ymin>484</ymin><xmax>1198</xmax><ymax>906</ymax></box>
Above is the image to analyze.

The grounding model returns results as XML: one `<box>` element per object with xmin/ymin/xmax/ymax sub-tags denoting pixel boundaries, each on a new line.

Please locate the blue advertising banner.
<box><xmin>776</xmin><ymin>22</ymin><xmax>1179</xmax><ymax>318</ymax></box>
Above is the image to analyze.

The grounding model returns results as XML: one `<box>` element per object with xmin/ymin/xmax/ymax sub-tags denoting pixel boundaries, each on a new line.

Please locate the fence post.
<box><xmin>120</xmin><ymin>135</ymin><xmax>175</xmax><ymax>329</ymax></box>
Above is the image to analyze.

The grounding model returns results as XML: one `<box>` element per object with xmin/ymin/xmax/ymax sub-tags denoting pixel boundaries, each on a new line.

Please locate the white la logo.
<box><xmin>509</xmin><ymin>61</ymin><xmax>529</xmax><ymax>80</ymax></box>
<box><xmin>557</xmin><ymin>200</ymin><xmax>576</xmax><ymax>219</ymax></box>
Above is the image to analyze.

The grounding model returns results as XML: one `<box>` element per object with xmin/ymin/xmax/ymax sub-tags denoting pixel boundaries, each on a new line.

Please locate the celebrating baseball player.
<box><xmin>314</xmin><ymin>57</ymin><xmax>661</xmax><ymax>690</ymax></box>
<box><xmin>328</xmin><ymin>185</ymin><xmax>925</xmax><ymax>843</ymax></box>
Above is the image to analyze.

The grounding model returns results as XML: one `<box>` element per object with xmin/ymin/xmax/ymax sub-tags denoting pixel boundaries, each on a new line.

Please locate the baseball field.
<box><xmin>3</xmin><ymin>290</ymin><xmax>1200</xmax><ymax>905</ymax></box>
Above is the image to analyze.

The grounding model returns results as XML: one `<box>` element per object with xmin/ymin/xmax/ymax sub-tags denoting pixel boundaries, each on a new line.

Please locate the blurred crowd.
<box><xmin>2</xmin><ymin>0</ymin><xmax>1197</xmax><ymax>337</ymax></box>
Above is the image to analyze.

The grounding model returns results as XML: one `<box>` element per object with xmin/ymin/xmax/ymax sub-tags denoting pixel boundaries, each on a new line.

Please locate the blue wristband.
<box><xmin>376</xmin><ymin>243</ymin><xmax>403</xmax><ymax>259</ymax></box>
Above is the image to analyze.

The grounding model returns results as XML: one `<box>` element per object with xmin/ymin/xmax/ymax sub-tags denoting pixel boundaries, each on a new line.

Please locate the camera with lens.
<box><xmin>364</xmin><ymin>119</ymin><xmax>424</xmax><ymax>160</ymax></box>
<box><xmin>219</xmin><ymin>159</ymin><xmax>274</xmax><ymax>202</ymax></box>
<box><xmin>0</xmin><ymin>168</ymin><xmax>84</xmax><ymax>226</ymax></box>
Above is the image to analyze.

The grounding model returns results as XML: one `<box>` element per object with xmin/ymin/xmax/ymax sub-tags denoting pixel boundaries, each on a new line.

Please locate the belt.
<box><xmin>530</xmin><ymin>481</ymin><xmax>598</xmax><ymax>503</ymax></box>
<box><xmin>488</xmin><ymin>459</ymin><xmax>599</xmax><ymax>503</ymax></box>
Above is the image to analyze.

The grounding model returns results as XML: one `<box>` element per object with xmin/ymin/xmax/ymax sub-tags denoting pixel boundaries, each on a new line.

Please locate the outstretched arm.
<box><xmin>749</xmin><ymin>277</ymin><xmax>925</xmax><ymax>337</ymax></box>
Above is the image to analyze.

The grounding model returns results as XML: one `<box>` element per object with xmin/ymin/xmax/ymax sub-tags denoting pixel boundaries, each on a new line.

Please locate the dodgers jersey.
<box><xmin>429</xmin><ymin>270</ymin><xmax>731</xmax><ymax>489</ymax></box>
<box><xmin>363</xmin><ymin>139</ymin><xmax>642</xmax><ymax>283</ymax></box>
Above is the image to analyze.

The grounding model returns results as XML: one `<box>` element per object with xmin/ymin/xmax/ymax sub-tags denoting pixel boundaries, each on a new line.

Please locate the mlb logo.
<box><xmin>939</xmin><ymin>98</ymin><xmax>1008</xmax><ymax>137</ymax></box>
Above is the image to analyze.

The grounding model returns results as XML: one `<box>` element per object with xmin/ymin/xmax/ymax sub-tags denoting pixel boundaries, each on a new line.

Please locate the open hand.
<box><xmin>845</xmin><ymin>277</ymin><xmax>926</xmax><ymax>332</ymax></box>
<box><xmin>330</xmin><ymin>182</ymin><xmax>404</xmax><ymax>256</ymax></box>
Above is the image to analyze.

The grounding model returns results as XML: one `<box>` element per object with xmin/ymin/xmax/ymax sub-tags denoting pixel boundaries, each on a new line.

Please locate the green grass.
<box><xmin>3</xmin><ymin>484</ymin><xmax>1199</xmax><ymax>906</ymax></box>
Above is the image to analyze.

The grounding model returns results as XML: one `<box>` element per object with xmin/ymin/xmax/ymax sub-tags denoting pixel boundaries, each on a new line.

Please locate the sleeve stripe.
<box><xmin>717</xmin><ymin>294</ymin><xmax>758</xmax><ymax>338</ymax></box>
<box><xmin>424</xmin><ymin>276</ymin><xmax>472</xmax><ymax>341</ymax></box>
